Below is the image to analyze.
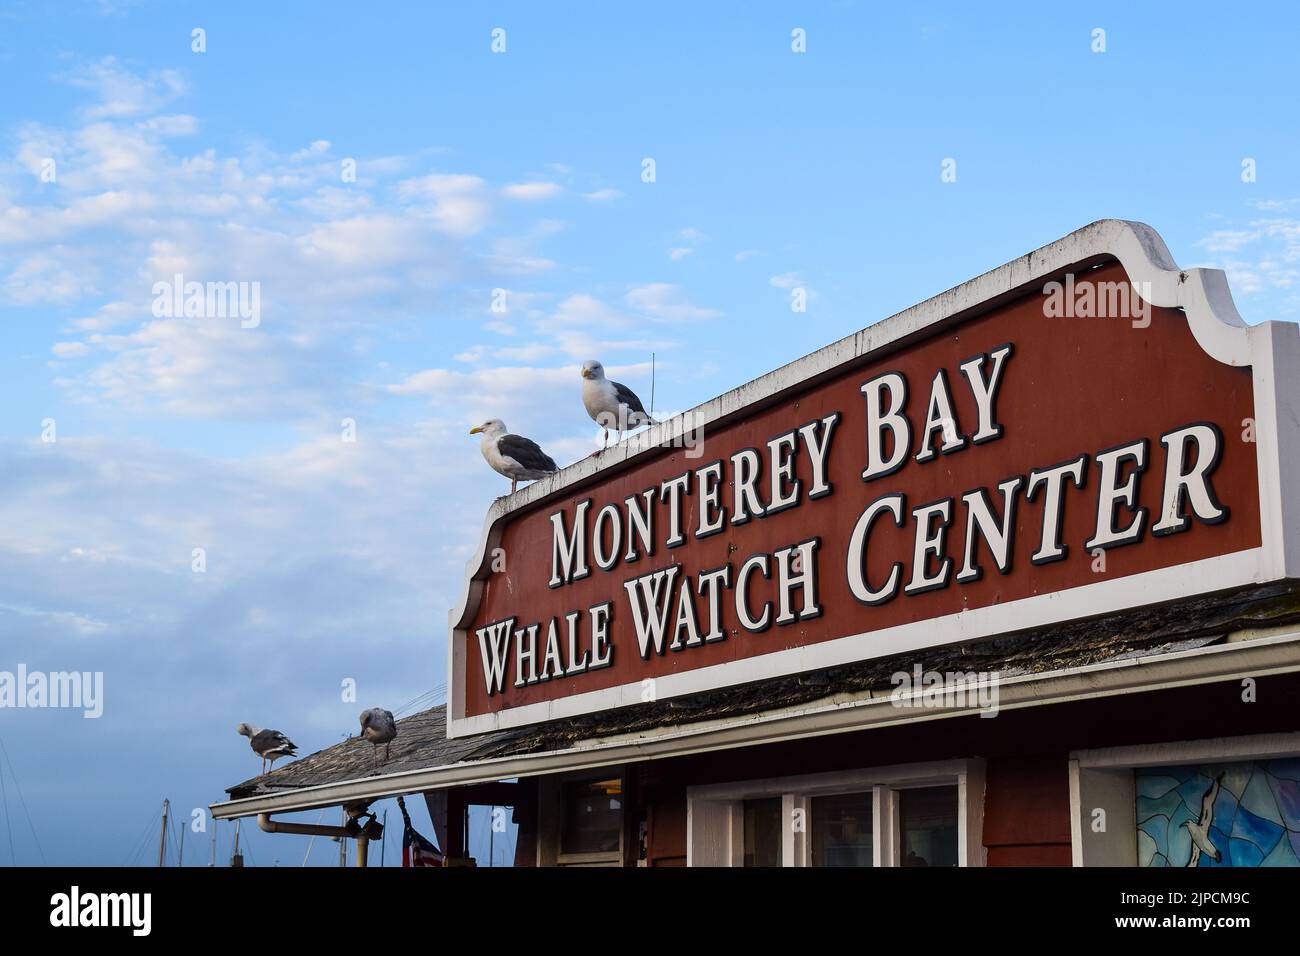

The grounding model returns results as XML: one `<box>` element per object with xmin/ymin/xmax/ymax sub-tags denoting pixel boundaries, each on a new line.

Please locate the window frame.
<box><xmin>537</xmin><ymin>768</ymin><xmax>627</xmax><ymax>867</ymax></box>
<box><xmin>686</xmin><ymin>758</ymin><xmax>985</xmax><ymax>867</ymax></box>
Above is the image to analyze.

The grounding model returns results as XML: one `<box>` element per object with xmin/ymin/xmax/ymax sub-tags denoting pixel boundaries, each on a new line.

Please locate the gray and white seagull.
<box><xmin>580</xmin><ymin>360</ymin><xmax>657</xmax><ymax>449</ymax></box>
<box><xmin>1183</xmin><ymin>771</ymin><xmax>1225</xmax><ymax>866</ymax></box>
<box><xmin>470</xmin><ymin>418</ymin><xmax>559</xmax><ymax>494</ymax></box>
<box><xmin>236</xmin><ymin>723</ymin><xmax>298</xmax><ymax>775</ymax></box>
<box><xmin>359</xmin><ymin>707</ymin><xmax>397</xmax><ymax>768</ymax></box>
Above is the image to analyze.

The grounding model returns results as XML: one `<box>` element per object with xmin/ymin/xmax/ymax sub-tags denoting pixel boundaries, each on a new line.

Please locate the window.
<box><xmin>899</xmin><ymin>786</ymin><xmax>959</xmax><ymax>867</ymax></box>
<box><xmin>743</xmin><ymin>797</ymin><xmax>783</xmax><ymax>867</ymax></box>
<box><xmin>686</xmin><ymin>759</ymin><xmax>983</xmax><ymax>866</ymax></box>
<box><xmin>811</xmin><ymin>791</ymin><xmax>874</xmax><ymax>867</ymax></box>
<box><xmin>561</xmin><ymin>776</ymin><xmax>623</xmax><ymax>856</ymax></box>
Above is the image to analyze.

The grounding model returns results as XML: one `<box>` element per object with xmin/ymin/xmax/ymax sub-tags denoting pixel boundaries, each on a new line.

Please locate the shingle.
<box><xmin>226</xmin><ymin>580</ymin><xmax>1300</xmax><ymax>799</ymax></box>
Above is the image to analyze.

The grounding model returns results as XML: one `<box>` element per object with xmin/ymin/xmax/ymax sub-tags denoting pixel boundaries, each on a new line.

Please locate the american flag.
<box><xmin>396</xmin><ymin>795</ymin><xmax>444</xmax><ymax>867</ymax></box>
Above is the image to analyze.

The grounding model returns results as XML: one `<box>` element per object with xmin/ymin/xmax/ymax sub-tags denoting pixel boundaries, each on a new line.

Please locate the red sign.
<box><xmin>448</xmin><ymin>222</ymin><xmax>1294</xmax><ymax>736</ymax></box>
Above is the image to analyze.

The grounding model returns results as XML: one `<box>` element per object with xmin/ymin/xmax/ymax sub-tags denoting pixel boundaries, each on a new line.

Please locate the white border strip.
<box><xmin>448</xmin><ymin>219</ymin><xmax>1299</xmax><ymax>738</ymax></box>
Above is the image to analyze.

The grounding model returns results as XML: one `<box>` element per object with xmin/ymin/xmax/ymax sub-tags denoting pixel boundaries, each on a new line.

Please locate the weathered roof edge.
<box><xmin>212</xmin><ymin>627</ymin><xmax>1300</xmax><ymax>820</ymax></box>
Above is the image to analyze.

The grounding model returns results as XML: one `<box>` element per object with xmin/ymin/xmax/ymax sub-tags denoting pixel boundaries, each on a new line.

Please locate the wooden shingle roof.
<box><xmin>226</xmin><ymin>580</ymin><xmax>1300</xmax><ymax>801</ymax></box>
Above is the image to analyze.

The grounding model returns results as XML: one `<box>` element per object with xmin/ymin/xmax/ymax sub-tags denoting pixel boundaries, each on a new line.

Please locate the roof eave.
<box><xmin>211</xmin><ymin>629</ymin><xmax>1300</xmax><ymax>820</ymax></box>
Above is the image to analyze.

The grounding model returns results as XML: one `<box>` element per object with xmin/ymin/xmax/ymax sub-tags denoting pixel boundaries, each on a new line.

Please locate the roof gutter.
<box><xmin>210</xmin><ymin>631</ymin><xmax>1300</xmax><ymax>820</ymax></box>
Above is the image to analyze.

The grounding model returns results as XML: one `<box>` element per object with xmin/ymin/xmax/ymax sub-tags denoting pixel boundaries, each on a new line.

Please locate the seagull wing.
<box><xmin>498</xmin><ymin>434</ymin><xmax>558</xmax><ymax>472</ymax></box>
<box><xmin>252</xmin><ymin>729</ymin><xmax>297</xmax><ymax>756</ymax></box>
<box><xmin>611</xmin><ymin>380</ymin><xmax>648</xmax><ymax>415</ymax></box>
<box><xmin>1200</xmin><ymin>774</ymin><xmax>1222</xmax><ymax>824</ymax></box>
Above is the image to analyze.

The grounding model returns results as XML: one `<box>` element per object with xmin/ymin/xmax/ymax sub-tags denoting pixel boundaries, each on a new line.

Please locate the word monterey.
<box><xmin>475</xmin><ymin>341</ymin><xmax>1229</xmax><ymax>697</ymax></box>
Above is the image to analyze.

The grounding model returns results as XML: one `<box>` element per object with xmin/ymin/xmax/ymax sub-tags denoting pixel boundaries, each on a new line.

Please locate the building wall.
<box><xmin>618</xmin><ymin>673</ymin><xmax>1300</xmax><ymax>866</ymax></box>
<box><xmin>982</xmin><ymin>756</ymin><xmax>1071</xmax><ymax>866</ymax></box>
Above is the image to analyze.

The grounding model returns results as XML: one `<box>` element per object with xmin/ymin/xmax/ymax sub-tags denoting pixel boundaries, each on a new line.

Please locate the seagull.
<box><xmin>1183</xmin><ymin>772</ymin><xmax>1224</xmax><ymax>866</ymax></box>
<box><xmin>470</xmin><ymin>419</ymin><xmax>559</xmax><ymax>494</ymax></box>
<box><xmin>236</xmin><ymin>723</ymin><xmax>298</xmax><ymax>775</ymax></box>
<box><xmin>359</xmin><ymin>708</ymin><xmax>397</xmax><ymax>768</ymax></box>
<box><xmin>581</xmin><ymin>360</ymin><xmax>657</xmax><ymax>449</ymax></box>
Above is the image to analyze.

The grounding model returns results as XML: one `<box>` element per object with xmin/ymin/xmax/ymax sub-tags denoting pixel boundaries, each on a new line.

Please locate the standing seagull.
<box><xmin>236</xmin><ymin>723</ymin><xmax>298</xmax><ymax>775</ymax></box>
<box><xmin>1183</xmin><ymin>772</ymin><xmax>1225</xmax><ymax>866</ymax></box>
<box><xmin>470</xmin><ymin>419</ymin><xmax>560</xmax><ymax>494</ymax></box>
<box><xmin>359</xmin><ymin>708</ymin><xmax>397</xmax><ymax>768</ymax></box>
<box><xmin>580</xmin><ymin>360</ymin><xmax>657</xmax><ymax>449</ymax></box>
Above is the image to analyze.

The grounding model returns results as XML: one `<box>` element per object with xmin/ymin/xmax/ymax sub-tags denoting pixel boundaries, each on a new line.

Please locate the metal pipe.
<box><xmin>257</xmin><ymin>813</ymin><xmax>351</xmax><ymax>839</ymax></box>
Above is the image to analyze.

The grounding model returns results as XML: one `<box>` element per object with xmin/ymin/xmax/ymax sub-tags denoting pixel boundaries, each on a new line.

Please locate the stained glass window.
<box><xmin>1135</xmin><ymin>757</ymin><xmax>1300</xmax><ymax>867</ymax></box>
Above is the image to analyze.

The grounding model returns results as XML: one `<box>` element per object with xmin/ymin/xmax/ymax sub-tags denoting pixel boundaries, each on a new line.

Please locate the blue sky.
<box><xmin>1</xmin><ymin>1</ymin><xmax>1298</xmax><ymax>866</ymax></box>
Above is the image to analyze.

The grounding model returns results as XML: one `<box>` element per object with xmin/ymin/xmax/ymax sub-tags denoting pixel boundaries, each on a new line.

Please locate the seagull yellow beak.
<box><xmin>469</xmin><ymin>425</ymin><xmax>484</xmax><ymax>435</ymax></box>
<box><xmin>580</xmin><ymin>369</ymin><xmax>589</xmax><ymax>379</ymax></box>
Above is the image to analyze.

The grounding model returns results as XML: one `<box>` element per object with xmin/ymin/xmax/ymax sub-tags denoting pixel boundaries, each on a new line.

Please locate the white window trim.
<box><xmin>1068</xmin><ymin>731</ymin><xmax>1300</xmax><ymax>867</ymax></box>
<box><xmin>686</xmin><ymin>758</ymin><xmax>985</xmax><ymax>867</ymax></box>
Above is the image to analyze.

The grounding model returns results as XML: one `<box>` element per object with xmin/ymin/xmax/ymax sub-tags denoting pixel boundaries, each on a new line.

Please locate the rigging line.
<box><xmin>394</xmin><ymin>684</ymin><xmax>444</xmax><ymax>712</ymax></box>
<box><xmin>0</xmin><ymin>750</ymin><xmax>14</xmax><ymax>866</ymax></box>
<box><xmin>393</xmin><ymin>688</ymin><xmax>446</xmax><ymax>717</ymax></box>
<box><xmin>0</xmin><ymin>737</ymin><xmax>46</xmax><ymax>865</ymax></box>
<box><xmin>402</xmin><ymin>681</ymin><xmax>446</xmax><ymax>704</ymax></box>
<box><xmin>129</xmin><ymin>804</ymin><xmax>161</xmax><ymax>868</ymax></box>
<box><xmin>125</xmin><ymin>823</ymin><xmax>152</xmax><ymax>868</ymax></box>
<box><xmin>119</xmin><ymin>806</ymin><xmax>160</xmax><ymax>867</ymax></box>
<box><xmin>391</xmin><ymin>688</ymin><xmax>432</xmax><ymax>713</ymax></box>
<box><xmin>168</xmin><ymin>809</ymin><xmax>183</xmax><ymax>867</ymax></box>
<box><xmin>301</xmin><ymin>808</ymin><xmax>326</xmax><ymax>867</ymax></box>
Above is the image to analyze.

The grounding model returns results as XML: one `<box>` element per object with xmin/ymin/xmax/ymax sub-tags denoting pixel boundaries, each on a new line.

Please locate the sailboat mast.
<box><xmin>155</xmin><ymin>798</ymin><xmax>170</xmax><ymax>867</ymax></box>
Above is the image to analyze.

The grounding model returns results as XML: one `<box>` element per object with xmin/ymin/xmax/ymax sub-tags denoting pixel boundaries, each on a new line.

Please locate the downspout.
<box><xmin>257</xmin><ymin>813</ymin><xmax>373</xmax><ymax>868</ymax></box>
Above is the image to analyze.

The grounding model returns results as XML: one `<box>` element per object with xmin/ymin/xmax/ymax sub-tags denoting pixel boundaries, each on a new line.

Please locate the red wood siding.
<box><xmin>982</xmin><ymin>755</ymin><xmax>1072</xmax><ymax>866</ymax></box>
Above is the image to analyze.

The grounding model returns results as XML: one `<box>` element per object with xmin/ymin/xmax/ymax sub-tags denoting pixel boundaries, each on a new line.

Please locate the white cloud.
<box><xmin>550</xmin><ymin>293</ymin><xmax>633</xmax><ymax>328</ymax></box>
<box><xmin>502</xmin><ymin>181</ymin><xmax>561</xmax><ymax>201</ymax></box>
<box><xmin>1196</xmin><ymin>216</ymin><xmax>1300</xmax><ymax>308</ymax></box>
<box><xmin>626</xmin><ymin>283</ymin><xmax>721</xmax><ymax>321</ymax></box>
<box><xmin>62</xmin><ymin>57</ymin><xmax>188</xmax><ymax>119</ymax></box>
<box><xmin>398</xmin><ymin>172</ymin><xmax>491</xmax><ymax>236</ymax></box>
<box><xmin>668</xmin><ymin>226</ymin><xmax>704</xmax><ymax>260</ymax></box>
<box><xmin>290</xmin><ymin>140</ymin><xmax>332</xmax><ymax>161</ymax></box>
<box><xmin>299</xmin><ymin>214</ymin><xmax>434</xmax><ymax>268</ymax></box>
<box><xmin>0</xmin><ymin>61</ymin><xmax>589</xmax><ymax>420</ymax></box>
<box><xmin>583</xmin><ymin>188</ymin><xmax>622</xmax><ymax>202</ymax></box>
<box><xmin>136</xmin><ymin>114</ymin><xmax>198</xmax><ymax>137</ymax></box>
